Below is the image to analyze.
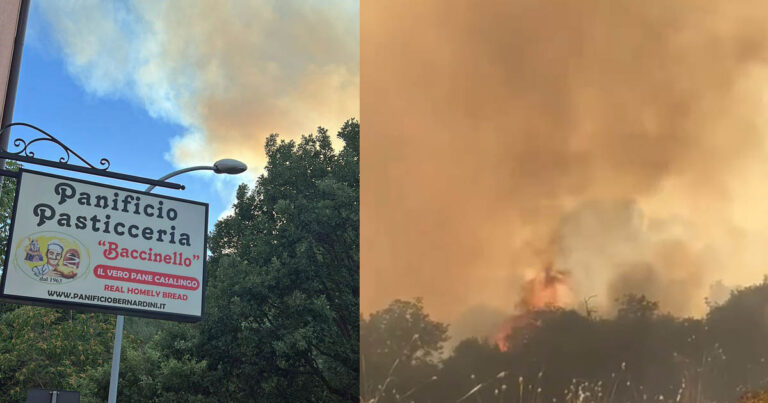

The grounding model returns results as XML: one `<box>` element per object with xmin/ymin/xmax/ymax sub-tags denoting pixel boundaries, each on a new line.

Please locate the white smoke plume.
<box><xmin>38</xmin><ymin>0</ymin><xmax>359</xmax><ymax>174</ymax></box>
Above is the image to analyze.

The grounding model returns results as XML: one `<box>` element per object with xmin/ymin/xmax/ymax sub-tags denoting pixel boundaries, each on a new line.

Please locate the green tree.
<box><xmin>0</xmin><ymin>161</ymin><xmax>20</xmax><ymax>315</ymax></box>
<box><xmin>0</xmin><ymin>161</ymin><xmax>19</xmax><ymax>261</ymax></box>
<box><xmin>616</xmin><ymin>293</ymin><xmax>660</xmax><ymax>320</ymax></box>
<box><xmin>360</xmin><ymin>298</ymin><xmax>449</xmax><ymax>402</ymax></box>
<box><xmin>705</xmin><ymin>279</ymin><xmax>768</xmax><ymax>401</ymax></box>
<box><xmin>429</xmin><ymin>338</ymin><xmax>506</xmax><ymax>403</ymax></box>
<box><xmin>75</xmin><ymin>328</ymin><xmax>216</xmax><ymax>403</ymax></box>
<box><xmin>188</xmin><ymin>119</ymin><xmax>360</xmax><ymax>401</ymax></box>
<box><xmin>0</xmin><ymin>307</ymin><xmax>115</xmax><ymax>401</ymax></box>
<box><xmin>425</xmin><ymin>298</ymin><xmax>707</xmax><ymax>402</ymax></box>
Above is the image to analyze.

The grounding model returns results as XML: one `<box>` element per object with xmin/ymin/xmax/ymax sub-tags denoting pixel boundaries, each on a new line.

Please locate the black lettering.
<box><xmin>77</xmin><ymin>192</ymin><xmax>91</xmax><ymax>206</ymax></box>
<box><xmin>75</xmin><ymin>216</ymin><xmax>87</xmax><ymax>230</ymax></box>
<box><xmin>90</xmin><ymin>214</ymin><xmax>101</xmax><ymax>231</ymax></box>
<box><xmin>33</xmin><ymin>203</ymin><xmax>55</xmax><ymax>227</ymax></box>
<box><xmin>54</xmin><ymin>182</ymin><xmax>75</xmax><ymax>205</ymax></box>
<box><xmin>142</xmin><ymin>227</ymin><xmax>153</xmax><ymax>240</ymax></box>
<box><xmin>121</xmin><ymin>194</ymin><xmax>133</xmax><ymax>212</ymax></box>
<box><xmin>114</xmin><ymin>222</ymin><xmax>125</xmax><ymax>236</ymax></box>
<box><xmin>179</xmin><ymin>233</ymin><xmax>191</xmax><ymax>247</ymax></box>
<box><xmin>56</xmin><ymin>212</ymin><xmax>72</xmax><ymax>227</ymax></box>
<box><xmin>166</xmin><ymin>208</ymin><xmax>178</xmax><ymax>221</ymax></box>
<box><xmin>128</xmin><ymin>225</ymin><xmax>139</xmax><ymax>238</ymax></box>
<box><xmin>94</xmin><ymin>195</ymin><xmax>108</xmax><ymax>209</ymax></box>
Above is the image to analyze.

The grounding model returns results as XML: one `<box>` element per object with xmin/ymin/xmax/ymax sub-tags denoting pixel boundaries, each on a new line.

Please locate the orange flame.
<box><xmin>493</xmin><ymin>264</ymin><xmax>571</xmax><ymax>351</ymax></box>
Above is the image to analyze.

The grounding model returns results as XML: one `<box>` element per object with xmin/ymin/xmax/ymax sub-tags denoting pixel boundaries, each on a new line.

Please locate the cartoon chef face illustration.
<box><xmin>17</xmin><ymin>233</ymin><xmax>91</xmax><ymax>284</ymax></box>
<box><xmin>31</xmin><ymin>240</ymin><xmax>64</xmax><ymax>278</ymax></box>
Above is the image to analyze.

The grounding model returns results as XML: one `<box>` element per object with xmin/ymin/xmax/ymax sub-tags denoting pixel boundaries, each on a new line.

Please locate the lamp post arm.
<box><xmin>145</xmin><ymin>166</ymin><xmax>215</xmax><ymax>192</ymax></box>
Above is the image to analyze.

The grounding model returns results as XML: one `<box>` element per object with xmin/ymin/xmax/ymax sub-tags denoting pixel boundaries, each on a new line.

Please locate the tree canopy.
<box><xmin>362</xmin><ymin>282</ymin><xmax>768</xmax><ymax>402</ymax></box>
<box><xmin>192</xmin><ymin>119</ymin><xmax>360</xmax><ymax>401</ymax></box>
<box><xmin>360</xmin><ymin>298</ymin><xmax>449</xmax><ymax>401</ymax></box>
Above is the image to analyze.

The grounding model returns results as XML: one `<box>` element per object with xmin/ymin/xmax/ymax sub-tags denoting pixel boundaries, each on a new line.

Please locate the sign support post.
<box><xmin>107</xmin><ymin>314</ymin><xmax>125</xmax><ymax>403</ymax></box>
<box><xmin>108</xmin><ymin>174</ymin><xmax>202</xmax><ymax>403</ymax></box>
<box><xmin>104</xmin><ymin>163</ymin><xmax>245</xmax><ymax>402</ymax></box>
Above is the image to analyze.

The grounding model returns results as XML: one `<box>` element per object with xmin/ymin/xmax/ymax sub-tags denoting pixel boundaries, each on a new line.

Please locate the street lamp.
<box><xmin>145</xmin><ymin>158</ymin><xmax>248</xmax><ymax>192</ymax></box>
<box><xmin>107</xmin><ymin>159</ymin><xmax>248</xmax><ymax>403</ymax></box>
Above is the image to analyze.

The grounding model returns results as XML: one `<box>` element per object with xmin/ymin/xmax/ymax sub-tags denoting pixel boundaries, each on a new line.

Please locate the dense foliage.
<box><xmin>361</xmin><ymin>283</ymin><xmax>768</xmax><ymax>403</ymax></box>
<box><xmin>0</xmin><ymin>307</ymin><xmax>116</xmax><ymax>401</ymax></box>
<box><xmin>0</xmin><ymin>161</ymin><xmax>19</xmax><ymax>269</ymax></box>
<box><xmin>189</xmin><ymin>119</ymin><xmax>360</xmax><ymax>401</ymax></box>
<box><xmin>360</xmin><ymin>298</ymin><xmax>448</xmax><ymax>401</ymax></box>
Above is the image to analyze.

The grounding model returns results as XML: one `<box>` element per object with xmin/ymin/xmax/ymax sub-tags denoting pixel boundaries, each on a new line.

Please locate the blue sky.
<box><xmin>12</xmin><ymin>7</ymin><xmax>233</xmax><ymax>229</ymax></box>
<box><xmin>9</xmin><ymin>1</ymin><xmax>359</xmax><ymax>230</ymax></box>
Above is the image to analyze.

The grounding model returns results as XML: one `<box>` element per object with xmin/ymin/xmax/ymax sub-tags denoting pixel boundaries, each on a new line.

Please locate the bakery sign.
<box><xmin>0</xmin><ymin>169</ymin><xmax>208</xmax><ymax>322</ymax></box>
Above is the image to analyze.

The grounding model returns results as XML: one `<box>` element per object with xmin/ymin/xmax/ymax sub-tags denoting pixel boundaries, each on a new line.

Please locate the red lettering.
<box><xmin>104</xmin><ymin>241</ymin><xmax>119</xmax><ymax>260</ymax></box>
<box><xmin>99</xmin><ymin>241</ymin><xmax>198</xmax><ymax>268</ymax></box>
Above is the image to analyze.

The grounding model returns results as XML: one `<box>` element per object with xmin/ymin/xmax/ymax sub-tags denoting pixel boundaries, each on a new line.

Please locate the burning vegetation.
<box><xmin>494</xmin><ymin>264</ymin><xmax>571</xmax><ymax>351</ymax></box>
<box><xmin>362</xmin><ymin>278</ymin><xmax>768</xmax><ymax>402</ymax></box>
<box><xmin>362</xmin><ymin>0</ymin><xmax>768</xmax><ymax>401</ymax></box>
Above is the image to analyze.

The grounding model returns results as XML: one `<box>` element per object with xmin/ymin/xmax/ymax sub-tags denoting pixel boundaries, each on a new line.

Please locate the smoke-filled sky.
<box><xmin>38</xmin><ymin>0</ymin><xmax>358</xmax><ymax>174</ymax></box>
<box><xmin>361</xmin><ymin>0</ymin><xmax>768</xmax><ymax>336</ymax></box>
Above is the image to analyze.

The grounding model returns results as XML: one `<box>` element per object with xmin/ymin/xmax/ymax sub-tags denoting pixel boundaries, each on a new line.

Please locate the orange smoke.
<box><xmin>494</xmin><ymin>265</ymin><xmax>571</xmax><ymax>351</ymax></box>
<box><xmin>362</xmin><ymin>0</ymin><xmax>768</xmax><ymax>327</ymax></box>
<box><xmin>519</xmin><ymin>265</ymin><xmax>570</xmax><ymax>311</ymax></box>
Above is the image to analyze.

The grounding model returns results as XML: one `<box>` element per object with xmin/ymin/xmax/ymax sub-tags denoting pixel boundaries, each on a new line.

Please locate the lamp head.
<box><xmin>213</xmin><ymin>159</ymin><xmax>248</xmax><ymax>175</ymax></box>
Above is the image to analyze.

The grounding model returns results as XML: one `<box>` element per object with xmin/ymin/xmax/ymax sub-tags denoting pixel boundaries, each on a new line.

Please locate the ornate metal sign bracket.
<box><xmin>0</xmin><ymin>123</ymin><xmax>184</xmax><ymax>190</ymax></box>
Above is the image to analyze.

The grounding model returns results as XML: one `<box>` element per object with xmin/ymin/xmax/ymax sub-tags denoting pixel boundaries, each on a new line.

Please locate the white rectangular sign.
<box><xmin>0</xmin><ymin>169</ymin><xmax>208</xmax><ymax>321</ymax></box>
